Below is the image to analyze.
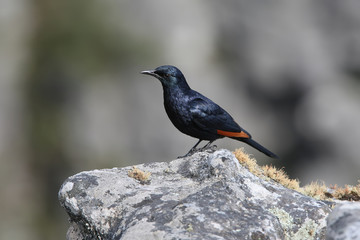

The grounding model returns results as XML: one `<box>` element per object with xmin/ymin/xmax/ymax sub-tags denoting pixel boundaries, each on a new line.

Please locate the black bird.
<box><xmin>141</xmin><ymin>65</ymin><xmax>278</xmax><ymax>158</ymax></box>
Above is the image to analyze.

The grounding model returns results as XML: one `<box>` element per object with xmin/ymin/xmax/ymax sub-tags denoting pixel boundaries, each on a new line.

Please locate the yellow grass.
<box><xmin>233</xmin><ymin>148</ymin><xmax>360</xmax><ymax>201</ymax></box>
<box><xmin>128</xmin><ymin>166</ymin><xmax>151</xmax><ymax>183</ymax></box>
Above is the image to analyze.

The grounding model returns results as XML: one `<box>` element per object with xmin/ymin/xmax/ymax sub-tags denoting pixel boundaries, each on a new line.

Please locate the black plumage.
<box><xmin>141</xmin><ymin>65</ymin><xmax>278</xmax><ymax>158</ymax></box>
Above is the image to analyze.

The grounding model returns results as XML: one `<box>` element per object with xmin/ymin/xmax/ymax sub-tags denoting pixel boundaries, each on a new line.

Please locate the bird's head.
<box><xmin>141</xmin><ymin>65</ymin><xmax>189</xmax><ymax>89</ymax></box>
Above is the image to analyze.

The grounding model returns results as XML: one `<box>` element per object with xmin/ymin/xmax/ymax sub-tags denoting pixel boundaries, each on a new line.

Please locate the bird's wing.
<box><xmin>189</xmin><ymin>97</ymin><xmax>250</xmax><ymax>138</ymax></box>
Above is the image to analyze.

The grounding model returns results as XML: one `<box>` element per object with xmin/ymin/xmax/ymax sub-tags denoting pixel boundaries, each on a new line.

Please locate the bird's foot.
<box><xmin>177</xmin><ymin>148</ymin><xmax>198</xmax><ymax>159</ymax></box>
<box><xmin>177</xmin><ymin>143</ymin><xmax>217</xmax><ymax>159</ymax></box>
<box><xmin>200</xmin><ymin>144</ymin><xmax>217</xmax><ymax>153</ymax></box>
<box><xmin>177</xmin><ymin>152</ymin><xmax>193</xmax><ymax>159</ymax></box>
<box><xmin>177</xmin><ymin>148</ymin><xmax>204</xmax><ymax>158</ymax></box>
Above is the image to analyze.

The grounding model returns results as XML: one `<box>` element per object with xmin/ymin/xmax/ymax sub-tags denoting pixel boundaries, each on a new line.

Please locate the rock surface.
<box><xmin>59</xmin><ymin>149</ymin><xmax>333</xmax><ymax>240</ymax></box>
<box><xmin>326</xmin><ymin>202</ymin><xmax>360</xmax><ymax>240</ymax></box>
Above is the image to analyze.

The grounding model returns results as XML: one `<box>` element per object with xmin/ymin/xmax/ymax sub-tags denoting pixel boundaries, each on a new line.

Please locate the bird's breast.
<box><xmin>163</xmin><ymin>90</ymin><xmax>193</xmax><ymax>128</ymax></box>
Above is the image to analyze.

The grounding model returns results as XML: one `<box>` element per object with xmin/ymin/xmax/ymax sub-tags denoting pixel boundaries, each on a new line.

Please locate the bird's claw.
<box><xmin>177</xmin><ymin>148</ymin><xmax>197</xmax><ymax>158</ymax></box>
<box><xmin>201</xmin><ymin>144</ymin><xmax>217</xmax><ymax>152</ymax></box>
<box><xmin>177</xmin><ymin>144</ymin><xmax>218</xmax><ymax>158</ymax></box>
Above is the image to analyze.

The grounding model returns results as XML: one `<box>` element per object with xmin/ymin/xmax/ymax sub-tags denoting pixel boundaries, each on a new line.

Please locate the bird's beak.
<box><xmin>141</xmin><ymin>70</ymin><xmax>156</xmax><ymax>77</ymax></box>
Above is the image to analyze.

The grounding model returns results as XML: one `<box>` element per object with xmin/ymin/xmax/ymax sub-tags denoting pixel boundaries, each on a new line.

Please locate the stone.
<box><xmin>59</xmin><ymin>149</ymin><xmax>332</xmax><ymax>239</ymax></box>
<box><xmin>326</xmin><ymin>202</ymin><xmax>360</xmax><ymax>240</ymax></box>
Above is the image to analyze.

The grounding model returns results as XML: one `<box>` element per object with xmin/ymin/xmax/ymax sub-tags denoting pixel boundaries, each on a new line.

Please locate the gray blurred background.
<box><xmin>1</xmin><ymin>0</ymin><xmax>360</xmax><ymax>239</ymax></box>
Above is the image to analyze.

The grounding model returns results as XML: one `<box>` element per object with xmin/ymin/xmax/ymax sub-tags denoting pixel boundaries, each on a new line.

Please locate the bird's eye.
<box><xmin>165</xmin><ymin>73</ymin><xmax>171</xmax><ymax>77</ymax></box>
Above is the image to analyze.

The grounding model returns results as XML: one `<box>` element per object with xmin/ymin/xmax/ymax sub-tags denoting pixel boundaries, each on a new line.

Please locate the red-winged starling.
<box><xmin>141</xmin><ymin>65</ymin><xmax>278</xmax><ymax>158</ymax></box>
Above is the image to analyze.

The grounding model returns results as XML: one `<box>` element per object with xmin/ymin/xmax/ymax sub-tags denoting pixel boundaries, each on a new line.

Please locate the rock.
<box><xmin>326</xmin><ymin>202</ymin><xmax>360</xmax><ymax>240</ymax></box>
<box><xmin>59</xmin><ymin>149</ymin><xmax>332</xmax><ymax>240</ymax></box>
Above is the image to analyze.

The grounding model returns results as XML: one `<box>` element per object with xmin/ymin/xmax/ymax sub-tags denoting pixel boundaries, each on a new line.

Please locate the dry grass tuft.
<box><xmin>329</xmin><ymin>183</ymin><xmax>360</xmax><ymax>201</ymax></box>
<box><xmin>128</xmin><ymin>166</ymin><xmax>151</xmax><ymax>183</ymax></box>
<box><xmin>261</xmin><ymin>165</ymin><xmax>300</xmax><ymax>191</ymax></box>
<box><xmin>234</xmin><ymin>148</ymin><xmax>262</xmax><ymax>176</ymax></box>
<box><xmin>299</xmin><ymin>181</ymin><xmax>328</xmax><ymax>200</ymax></box>
<box><xmin>233</xmin><ymin>148</ymin><xmax>360</xmax><ymax>201</ymax></box>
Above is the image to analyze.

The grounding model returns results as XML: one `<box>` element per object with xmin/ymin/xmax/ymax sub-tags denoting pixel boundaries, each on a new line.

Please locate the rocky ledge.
<box><xmin>58</xmin><ymin>149</ymin><xmax>357</xmax><ymax>240</ymax></box>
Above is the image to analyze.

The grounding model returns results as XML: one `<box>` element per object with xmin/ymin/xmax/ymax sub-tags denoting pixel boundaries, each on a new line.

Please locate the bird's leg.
<box><xmin>202</xmin><ymin>140</ymin><xmax>214</xmax><ymax>149</ymax></box>
<box><xmin>177</xmin><ymin>139</ymin><xmax>202</xmax><ymax>158</ymax></box>
<box><xmin>200</xmin><ymin>140</ymin><xmax>217</xmax><ymax>151</ymax></box>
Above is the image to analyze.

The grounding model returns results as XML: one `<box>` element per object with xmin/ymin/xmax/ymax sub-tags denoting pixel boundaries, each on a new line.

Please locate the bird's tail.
<box><xmin>233</xmin><ymin>137</ymin><xmax>278</xmax><ymax>158</ymax></box>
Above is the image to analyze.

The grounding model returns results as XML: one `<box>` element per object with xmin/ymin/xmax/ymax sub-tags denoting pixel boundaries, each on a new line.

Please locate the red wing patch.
<box><xmin>217</xmin><ymin>129</ymin><xmax>250</xmax><ymax>138</ymax></box>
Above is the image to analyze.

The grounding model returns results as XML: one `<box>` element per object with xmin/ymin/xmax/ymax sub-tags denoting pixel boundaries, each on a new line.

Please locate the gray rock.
<box><xmin>59</xmin><ymin>149</ymin><xmax>332</xmax><ymax>240</ymax></box>
<box><xmin>326</xmin><ymin>202</ymin><xmax>360</xmax><ymax>240</ymax></box>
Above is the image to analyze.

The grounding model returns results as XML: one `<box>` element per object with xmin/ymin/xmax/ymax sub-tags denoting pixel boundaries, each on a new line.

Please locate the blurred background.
<box><xmin>1</xmin><ymin>0</ymin><xmax>360</xmax><ymax>239</ymax></box>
